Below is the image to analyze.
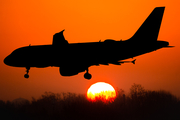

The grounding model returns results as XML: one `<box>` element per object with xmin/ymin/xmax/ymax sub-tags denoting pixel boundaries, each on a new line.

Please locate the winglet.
<box><xmin>52</xmin><ymin>29</ymin><xmax>68</xmax><ymax>46</ymax></box>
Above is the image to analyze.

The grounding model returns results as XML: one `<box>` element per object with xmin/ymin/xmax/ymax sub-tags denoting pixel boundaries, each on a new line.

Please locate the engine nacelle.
<box><xmin>59</xmin><ymin>67</ymin><xmax>85</xmax><ymax>76</ymax></box>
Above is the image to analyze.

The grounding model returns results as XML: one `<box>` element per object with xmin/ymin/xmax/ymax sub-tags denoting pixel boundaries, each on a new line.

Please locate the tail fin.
<box><xmin>130</xmin><ymin>7</ymin><xmax>165</xmax><ymax>41</ymax></box>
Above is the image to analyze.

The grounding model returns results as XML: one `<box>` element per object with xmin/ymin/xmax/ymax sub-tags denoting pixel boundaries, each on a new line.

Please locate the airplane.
<box><xmin>4</xmin><ymin>7</ymin><xmax>173</xmax><ymax>80</ymax></box>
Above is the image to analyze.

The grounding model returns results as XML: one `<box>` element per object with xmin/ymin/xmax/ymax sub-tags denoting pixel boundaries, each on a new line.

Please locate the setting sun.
<box><xmin>87</xmin><ymin>82</ymin><xmax>116</xmax><ymax>102</ymax></box>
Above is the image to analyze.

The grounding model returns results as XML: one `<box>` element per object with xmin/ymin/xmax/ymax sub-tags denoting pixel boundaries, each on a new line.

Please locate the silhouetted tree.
<box><xmin>130</xmin><ymin>83</ymin><xmax>146</xmax><ymax>98</ymax></box>
<box><xmin>0</xmin><ymin>84</ymin><xmax>180</xmax><ymax>120</ymax></box>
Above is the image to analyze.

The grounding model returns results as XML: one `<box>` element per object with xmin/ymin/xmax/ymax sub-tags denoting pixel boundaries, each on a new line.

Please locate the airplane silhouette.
<box><xmin>4</xmin><ymin>7</ymin><xmax>173</xmax><ymax>80</ymax></box>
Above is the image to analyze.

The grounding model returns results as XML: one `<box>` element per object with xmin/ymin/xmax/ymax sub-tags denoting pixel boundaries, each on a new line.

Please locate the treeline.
<box><xmin>0</xmin><ymin>84</ymin><xmax>180</xmax><ymax>120</ymax></box>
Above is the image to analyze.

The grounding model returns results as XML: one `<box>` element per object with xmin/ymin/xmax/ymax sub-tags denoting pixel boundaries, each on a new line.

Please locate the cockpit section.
<box><xmin>4</xmin><ymin>47</ymin><xmax>28</xmax><ymax>67</ymax></box>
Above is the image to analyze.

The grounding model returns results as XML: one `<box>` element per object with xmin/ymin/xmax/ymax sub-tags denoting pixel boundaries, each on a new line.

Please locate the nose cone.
<box><xmin>4</xmin><ymin>54</ymin><xmax>23</xmax><ymax>67</ymax></box>
<box><xmin>4</xmin><ymin>55</ymin><xmax>11</xmax><ymax>66</ymax></box>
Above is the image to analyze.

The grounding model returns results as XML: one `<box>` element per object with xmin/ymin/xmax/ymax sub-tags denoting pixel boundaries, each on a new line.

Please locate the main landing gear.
<box><xmin>24</xmin><ymin>67</ymin><xmax>30</xmax><ymax>78</ymax></box>
<box><xmin>84</xmin><ymin>69</ymin><xmax>92</xmax><ymax>80</ymax></box>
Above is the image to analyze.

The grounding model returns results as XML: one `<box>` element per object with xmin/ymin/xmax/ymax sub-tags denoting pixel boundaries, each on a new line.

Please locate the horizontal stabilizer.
<box><xmin>132</xmin><ymin>59</ymin><xmax>136</xmax><ymax>64</ymax></box>
<box><xmin>164</xmin><ymin>46</ymin><xmax>174</xmax><ymax>48</ymax></box>
<box><xmin>111</xmin><ymin>59</ymin><xmax>136</xmax><ymax>65</ymax></box>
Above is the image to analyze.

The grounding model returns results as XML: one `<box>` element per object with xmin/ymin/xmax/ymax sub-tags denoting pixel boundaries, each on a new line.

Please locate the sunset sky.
<box><xmin>0</xmin><ymin>0</ymin><xmax>180</xmax><ymax>101</ymax></box>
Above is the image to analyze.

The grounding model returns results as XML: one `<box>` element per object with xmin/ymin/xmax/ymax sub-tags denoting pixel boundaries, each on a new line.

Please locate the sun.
<box><xmin>87</xmin><ymin>82</ymin><xmax>116</xmax><ymax>103</ymax></box>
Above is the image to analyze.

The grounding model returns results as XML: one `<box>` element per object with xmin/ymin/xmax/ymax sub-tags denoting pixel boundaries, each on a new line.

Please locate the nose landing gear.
<box><xmin>84</xmin><ymin>69</ymin><xmax>92</xmax><ymax>80</ymax></box>
<box><xmin>24</xmin><ymin>67</ymin><xmax>30</xmax><ymax>78</ymax></box>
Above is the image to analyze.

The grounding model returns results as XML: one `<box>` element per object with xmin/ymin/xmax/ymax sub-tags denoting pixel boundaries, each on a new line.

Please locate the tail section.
<box><xmin>129</xmin><ymin>7</ymin><xmax>165</xmax><ymax>41</ymax></box>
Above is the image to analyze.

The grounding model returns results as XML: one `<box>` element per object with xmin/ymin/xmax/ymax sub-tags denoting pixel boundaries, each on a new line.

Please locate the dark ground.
<box><xmin>0</xmin><ymin>83</ymin><xmax>180</xmax><ymax>120</ymax></box>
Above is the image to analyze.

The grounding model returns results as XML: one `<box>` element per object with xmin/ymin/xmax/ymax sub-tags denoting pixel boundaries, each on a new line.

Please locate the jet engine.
<box><xmin>59</xmin><ymin>67</ymin><xmax>85</xmax><ymax>76</ymax></box>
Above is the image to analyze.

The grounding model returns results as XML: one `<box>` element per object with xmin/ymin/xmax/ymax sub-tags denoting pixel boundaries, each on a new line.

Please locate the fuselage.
<box><xmin>4</xmin><ymin>39</ymin><xmax>169</xmax><ymax>68</ymax></box>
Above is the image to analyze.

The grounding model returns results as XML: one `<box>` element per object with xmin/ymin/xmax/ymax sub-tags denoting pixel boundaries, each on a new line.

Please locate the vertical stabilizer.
<box><xmin>130</xmin><ymin>7</ymin><xmax>165</xmax><ymax>41</ymax></box>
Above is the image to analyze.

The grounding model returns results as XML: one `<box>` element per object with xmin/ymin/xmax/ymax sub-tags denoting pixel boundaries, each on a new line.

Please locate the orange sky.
<box><xmin>0</xmin><ymin>0</ymin><xmax>180</xmax><ymax>101</ymax></box>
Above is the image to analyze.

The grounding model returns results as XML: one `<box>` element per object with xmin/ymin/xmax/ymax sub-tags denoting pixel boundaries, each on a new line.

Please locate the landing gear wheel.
<box><xmin>24</xmin><ymin>74</ymin><xmax>29</xmax><ymax>78</ymax></box>
<box><xmin>84</xmin><ymin>72</ymin><xmax>92</xmax><ymax>80</ymax></box>
<box><xmin>24</xmin><ymin>67</ymin><xmax>30</xmax><ymax>79</ymax></box>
